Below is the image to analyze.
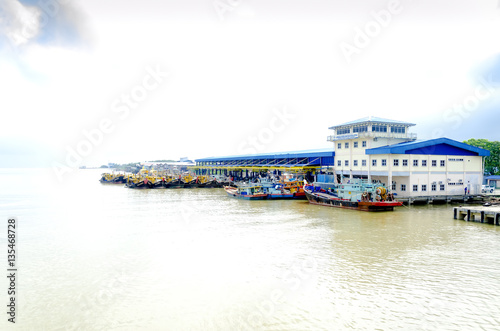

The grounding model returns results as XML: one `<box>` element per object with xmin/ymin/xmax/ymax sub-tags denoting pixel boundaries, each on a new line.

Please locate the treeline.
<box><xmin>464</xmin><ymin>139</ymin><xmax>500</xmax><ymax>175</ymax></box>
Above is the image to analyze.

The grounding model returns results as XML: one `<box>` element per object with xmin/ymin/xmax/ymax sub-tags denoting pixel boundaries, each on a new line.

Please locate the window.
<box><xmin>353</xmin><ymin>126</ymin><xmax>367</xmax><ymax>133</ymax></box>
<box><xmin>345</xmin><ymin>160</ymin><xmax>349</xmax><ymax>166</ymax></box>
<box><xmin>382</xmin><ymin>159</ymin><xmax>387</xmax><ymax>166</ymax></box>
<box><xmin>440</xmin><ymin>160</ymin><xmax>445</xmax><ymax>167</ymax></box>
<box><xmin>372</xmin><ymin>159</ymin><xmax>377</xmax><ymax>166</ymax></box>
<box><xmin>413</xmin><ymin>160</ymin><xmax>418</xmax><ymax>167</ymax></box>
<box><xmin>393</xmin><ymin>159</ymin><xmax>399</xmax><ymax>166</ymax></box>
<box><xmin>413</xmin><ymin>185</ymin><xmax>418</xmax><ymax>192</ymax></box>
<box><xmin>422</xmin><ymin>160</ymin><xmax>427</xmax><ymax>167</ymax></box>
<box><xmin>362</xmin><ymin>160</ymin><xmax>367</xmax><ymax>167</ymax></box>
<box><xmin>422</xmin><ymin>185</ymin><xmax>427</xmax><ymax>192</ymax></box>
<box><xmin>372</xmin><ymin>125</ymin><xmax>387</xmax><ymax>132</ymax></box>
<box><xmin>337</xmin><ymin>128</ymin><xmax>350</xmax><ymax>135</ymax></box>
<box><xmin>337</xmin><ymin>160</ymin><xmax>341</xmax><ymax>167</ymax></box>
<box><xmin>401</xmin><ymin>184</ymin><xmax>406</xmax><ymax>191</ymax></box>
<box><xmin>362</xmin><ymin>141</ymin><xmax>367</xmax><ymax>147</ymax></box>
<box><xmin>353</xmin><ymin>160</ymin><xmax>358</xmax><ymax>166</ymax></box>
<box><xmin>345</xmin><ymin>142</ymin><xmax>349</xmax><ymax>148</ymax></box>
<box><xmin>337</xmin><ymin>143</ymin><xmax>341</xmax><ymax>149</ymax></box>
<box><xmin>440</xmin><ymin>184</ymin><xmax>445</xmax><ymax>191</ymax></box>
<box><xmin>354</xmin><ymin>142</ymin><xmax>358</xmax><ymax>148</ymax></box>
<box><xmin>403</xmin><ymin>159</ymin><xmax>408</xmax><ymax>166</ymax></box>
<box><xmin>391</xmin><ymin>126</ymin><xmax>406</xmax><ymax>133</ymax></box>
<box><xmin>431</xmin><ymin>184</ymin><xmax>437</xmax><ymax>191</ymax></box>
<box><xmin>392</xmin><ymin>183</ymin><xmax>396</xmax><ymax>190</ymax></box>
<box><xmin>432</xmin><ymin>160</ymin><xmax>437</xmax><ymax>167</ymax></box>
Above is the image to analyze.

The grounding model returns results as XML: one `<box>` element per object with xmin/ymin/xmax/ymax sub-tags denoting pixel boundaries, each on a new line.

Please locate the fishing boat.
<box><xmin>224</xmin><ymin>185</ymin><xmax>268</xmax><ymax>200</ymax></box>
<box><xmin>260</xmin><ymin>182</ymin><xmax>294</xmax><ymax>199</ymax></box>
<box><xmin>195</xmin><ymin>175</ymin><xmax>219</xmax><ymax>188</ymax></box>
<box><xmin>165</xmin><ymin>176</ymin><xmax>184</xmax><ymax>189</ymax></box>
<box><xmin>304</xmin><ymin>179</ymin><xmax>403</xmax><ymax>212</ymax></box>
<box><xmin>99</xmin><ymin>173</ymin><xmax>128</xmax><ymax>184</ymax></box>
<box><xmin>281</xmin><ymin>179</ymin><xmax>306</xmax><ymax>199</ymax></box>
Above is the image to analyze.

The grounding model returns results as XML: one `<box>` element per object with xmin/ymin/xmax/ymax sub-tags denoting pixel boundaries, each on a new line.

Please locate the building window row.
<box><xmin>336</xmin><ymin>141</ymin><xmax>368</xmax><ymax>150</ymax></box>
<box><xmin>337</xmin><ymin>159</ymin><xmax>368</xmax><ymax>167</ymax></box>
<box><xmin>410</xmin><ymin>184</ymin><xmax>446</xmax><ymax>192</ymax></box>
<box><xmin>353</xmin><ymin>126</ymin><xmax>368</xmax><ymax>133</ymax></box>
<box><xmin>336</xmin><ymin>158</ymin><xmax>445</xmax><ymax>168</ymax></box>
<box><xmin>337</xmin><ymin>128</ymin><xmax>350</xmax><ymax>135</ymax></box>
<box><xmin>391</xmin><ymin>126</ymin><xmax>406</xmax><ymax>133</ymax></box>
<box><xmin>372</xmin><ymin>125</ymin><xmax>387</xmax><ymax>132</ymax></box>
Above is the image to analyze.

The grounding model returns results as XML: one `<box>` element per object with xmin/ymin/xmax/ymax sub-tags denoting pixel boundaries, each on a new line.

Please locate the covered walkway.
<box><xmin>192</xmin><ymin>149</ymin><xmax>335</xmax><ymax>177</ymax></box>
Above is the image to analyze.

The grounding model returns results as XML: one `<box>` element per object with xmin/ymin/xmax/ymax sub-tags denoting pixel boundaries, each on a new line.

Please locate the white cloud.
<box><xmin>0</xmin><ymin>0</ymin><xmax>41</xmax><ymax>46</ymax></box>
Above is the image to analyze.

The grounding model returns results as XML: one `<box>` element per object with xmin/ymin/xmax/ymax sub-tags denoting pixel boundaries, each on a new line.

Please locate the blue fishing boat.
<box><xmin>261</xmin><ymin>183</ymin><xmax>294</xmax><ymax>199</ymax></box>
<box><xmin>224</xmin><ymin>185</ymin><xmax>268</xmax><ymax>200</ymax></box>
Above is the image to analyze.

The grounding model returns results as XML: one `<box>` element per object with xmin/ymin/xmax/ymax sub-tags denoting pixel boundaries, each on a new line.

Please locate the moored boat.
<box><xmin>281</xmin><ymin>179</ymin><xmax>306</xmax><ymax>199</ymax></box>
<box><xmin>100</xmin><ymin>172</ymin><xmax>128</xmax><ymax>184</ymax></box>
<box><xmin>224</xmin><ymin>185</ymin><xmax>268</xmax><ymax>200</ymax></box>
<box><xmin>261</xmin><ymin>182</ymin><xmax>294</xmax><ymax>199</ymax></box>
<box><xmin>304</xmin><ymin>179</ymin><xmax>403</xmax><ymax>212</ymax></box>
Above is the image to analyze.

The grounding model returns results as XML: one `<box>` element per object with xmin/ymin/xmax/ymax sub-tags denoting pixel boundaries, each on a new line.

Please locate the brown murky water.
<box><xmin>2</xmin><ymin>168</ymin><xmax>500</xmax><ymax>330</ymax></box>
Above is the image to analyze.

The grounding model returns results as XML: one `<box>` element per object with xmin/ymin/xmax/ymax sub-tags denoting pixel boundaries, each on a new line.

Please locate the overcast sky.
<box><xmin>1</xmin><ymin>0</ymin><xmax>500</xmax><ymax>170</ymax></box>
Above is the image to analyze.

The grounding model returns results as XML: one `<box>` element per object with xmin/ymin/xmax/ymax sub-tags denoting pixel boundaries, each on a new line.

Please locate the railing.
<box><xmin>327</xmin><ymin>132</ymin><xmax>417</xmax><ymax>142</ymax></box>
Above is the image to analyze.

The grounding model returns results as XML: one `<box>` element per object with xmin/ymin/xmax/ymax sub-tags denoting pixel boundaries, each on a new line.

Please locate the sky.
<box><xmin>1</xmin><ymin>0</ymin><xmax>500</xmax><ymax>172</ymax></box>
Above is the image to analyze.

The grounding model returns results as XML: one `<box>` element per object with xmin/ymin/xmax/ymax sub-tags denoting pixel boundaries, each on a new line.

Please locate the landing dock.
<box><xmin>398</xmin><ymin>195</ymin><xmax>487</xmax><ymax>205</ymax></box>
<box><xmin>453</xmin><ymin>205</ymin><xmax>500</xmax><ymax>225</ymax></box>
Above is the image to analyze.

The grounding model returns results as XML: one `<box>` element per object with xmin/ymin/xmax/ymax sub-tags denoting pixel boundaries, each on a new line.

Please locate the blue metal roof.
<box><xmin>485</xmin><ymin>175</ymin><xmax>500</xmax><ymax>180</ymax></box>
<box><xmin>195</xmin><ymin>148</ymin><xmax>335</xmax><ymax>162</ymax></box>
<box><xmin>329</xmin><ymin>116</ymin><xmax>415</xmax><ymax>129</ymax></box>
<box><xmin>365</xmin><ymin>138</ymin><xmax>490</xmax><ymax>156</ymax></box>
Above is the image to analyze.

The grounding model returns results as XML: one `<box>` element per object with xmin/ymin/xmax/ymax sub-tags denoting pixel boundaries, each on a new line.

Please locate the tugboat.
<box><xmin>304</xmin><ymin>179</ymin><xmax>403</xmax><ymax>212</ymax></box>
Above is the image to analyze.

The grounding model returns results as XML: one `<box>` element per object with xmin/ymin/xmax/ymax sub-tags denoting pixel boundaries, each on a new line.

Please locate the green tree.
<box><xmin>463</xmin><ymin>139</ymin><xmax>500</xmax><ymax>175</ymax></box>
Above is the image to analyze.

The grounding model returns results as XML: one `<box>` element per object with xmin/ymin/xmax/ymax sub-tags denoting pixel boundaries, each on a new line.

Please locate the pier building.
<box><xmin>329</xmin><ymin>116</ymin><xmax>490</xmax><ymax>198</ymax></box>
<box><xmin>194</xmin><ymin>116</ymin><xmax>490</xmax><ymax>200</ymax></box>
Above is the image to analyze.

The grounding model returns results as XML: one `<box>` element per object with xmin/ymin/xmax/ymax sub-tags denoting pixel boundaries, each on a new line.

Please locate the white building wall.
<box><xmin>330</xmin><ymin>122</ymin><xmax>485</xmax><ymax>198</ymax></box>
<box><xmin>334</xmin><ymin>149</ymin><xmax>484</xmax><ymax>198</ymax></box>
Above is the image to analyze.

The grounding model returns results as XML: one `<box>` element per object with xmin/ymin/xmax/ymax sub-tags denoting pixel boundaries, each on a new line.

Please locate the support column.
<box><xmin>367</xmin><ymin>155</ymin><xmax>372</xmax><ymax>183</ymax></box>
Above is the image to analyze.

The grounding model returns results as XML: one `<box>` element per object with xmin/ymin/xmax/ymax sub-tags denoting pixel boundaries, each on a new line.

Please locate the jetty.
<box><xmin>453</xmin><ymin>205</ymin><xmax>500</xmax><ymax>225</ymax></box>
<box><xmin>398</xmin><ymin>195</ymin><xmax>487</xmax><ymax>205</ymax></box>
